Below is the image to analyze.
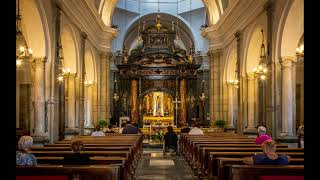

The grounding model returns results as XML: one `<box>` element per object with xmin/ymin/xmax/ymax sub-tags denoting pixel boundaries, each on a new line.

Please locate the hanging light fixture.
<box><xmin>155</xmin><ymin>0</ymin><xmax>162</xmax><ymax>31</ymax></box>
<box><xmin>252</xmin><ymin>29</ymin><xmax>268</xmax><ymax>80</ymax></box>
<box><xmin>296</xmin><ymin>35</ymin><xmax>304</xmax><ymax>57</ymax></box>
<box><xmin>16</xmin><ymin>0</ymin><xmax>32</xmax><ymax>67</ymax></box>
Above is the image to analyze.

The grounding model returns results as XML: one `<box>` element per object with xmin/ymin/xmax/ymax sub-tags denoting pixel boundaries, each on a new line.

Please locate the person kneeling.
<box><xmin>164</xmin><ymin>126</ymin><xmax>178</xmax><ymax>153</ymax></box>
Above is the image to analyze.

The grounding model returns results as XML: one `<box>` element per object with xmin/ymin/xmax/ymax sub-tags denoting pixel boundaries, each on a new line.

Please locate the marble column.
<box><xmin>32</xmin><ymin>57</ymin><xmax>49</xmax><ymax>142</ymax></box>
<box><xmin>84</xmin><ymin>84</ymin><xmax>94</xmax><ymax>129</ymax></box>
<box><xmin>227</xmin><ymin>84</ymin><xmax>235</xmax><ymax>129</ymax></box>
<box><xmin>65</xmin><ymin>73</ymin><xmax>78</xmax><ymax>132</ymax></box>
<box><xmin>179</xmin><ymin>78</ymin><xmax>187</xmax><ymax>126</ymax></box>
<box><xmin>209</xmin><ymin>53</ymin><xmax>214</xmax><ymax>125</ymax></box>
<box><xmin>106</xmin><ymin>53</ymin><xmax>112</xmax><ymax>120</ymax></box>
<box><xmin>280</xmin><ymin>57</ymin><xmax>296</xmax><ymax>137</ymax></box>
<box><xmin>99</xmin><ymin>52</ymin><xmax>107</xmax><ymax>120</ymax></box>
<box><xmin>244</xmin><ymin>73</ymin><xmax>256</xmax><ymax>133</ymax></box>
<box><xmin>79</xmin><ymin>32</ymin><xmax>87</xmax><ymax>135</ymax></box>
<box><xmin>208</xmin><ymin>49</ymin><xmax>222</xmax><ymax>124</ymax></box>
<box><xmin>131</xmin><ymin>79</ymin><xmax>138</xmax><ymax>123</ymax></box>
<box><xmin>235</xmin><ymin>31</ymin><xmax>243</xmax><ymax>133</ymax></box>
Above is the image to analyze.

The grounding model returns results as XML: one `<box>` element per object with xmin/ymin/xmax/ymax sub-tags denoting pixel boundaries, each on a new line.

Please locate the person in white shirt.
<box><xmin>91</xmin><ymin>125</ymin><xmax>105</xmax><ymax>136</ymax></box>
<box><xmin>189</xmin><ymin>122</ymin><xmax>204</xmax><ymax>135</ymax></box>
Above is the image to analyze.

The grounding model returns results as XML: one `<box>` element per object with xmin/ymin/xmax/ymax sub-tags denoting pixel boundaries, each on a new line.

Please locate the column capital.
<box><xmin>264</xmin><ymin>0</ymin><xmax>274</xmax><ymax>16</ymax></box>
<box><xmin>234</xmin><ymin>30</ymin><xmax>243</xmax><ymax>40</ymax></box>
<box><xmin>280</xmin><ymin>56</ymin><xmax>297</xmax><ymax>67</ymax></box>
<box><xmin>207</xmin><ymin>49</ymin><xmax>222</xmax><ymax>58</ymax></box>
<box><xmin>100</xmin><ymin>51</ymin><xmax>113</xmax><ymax>60</ymax></box>
<box><xmin>247</xmin><ymin>72</ymin><xmax>256</xmax><ymax>80</ymax></box>
<box><xmin>81</xmin><ymin>32</ymin><xmax>88</xmax><ymax>40</ymax></box>
<box><xmin>33</xmin><ymin>57</ymin><xmax>47</xmax><ymax>66</ymax></box>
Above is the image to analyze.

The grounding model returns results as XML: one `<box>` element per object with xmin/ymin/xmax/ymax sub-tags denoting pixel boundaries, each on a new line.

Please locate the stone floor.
<box><xmin>136</xmin><ymin>149</ymin><xmax>198</xmax><ymax>180</ymax></box>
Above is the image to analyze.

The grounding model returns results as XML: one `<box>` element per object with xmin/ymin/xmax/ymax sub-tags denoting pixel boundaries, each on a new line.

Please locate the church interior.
<box><xmin>16</xmin><ymin>0</ymin><xmax>304</xmax><ymax>179</ymax></box>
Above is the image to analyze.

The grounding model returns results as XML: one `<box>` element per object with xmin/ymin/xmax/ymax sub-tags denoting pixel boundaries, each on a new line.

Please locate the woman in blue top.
<box><xmin>16</xmin><ymin>136</ymin><xmax>37</xmax><ymax>166</ymax></box>
<box><xmin>243</xmin><ymin>139</ymin><xmax>290</xmax><ymax>165</ymax></box>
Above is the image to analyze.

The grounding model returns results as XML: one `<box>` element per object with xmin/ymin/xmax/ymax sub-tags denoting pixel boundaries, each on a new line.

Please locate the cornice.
<box><xmin>202</xmin><ymin>0</ymin><xmax>267</xmax><ymax>50</ymax></box>
<box><xmin>59</xmin><ymin>0</ymin><xmax>118</xmax><ymax>52</ymax></box>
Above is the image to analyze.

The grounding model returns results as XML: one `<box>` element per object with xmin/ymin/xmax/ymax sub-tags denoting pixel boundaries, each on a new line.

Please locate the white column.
<box><xmin>85</xmin><ymin>84</ymin><xmax>94</xmax><ymax>128</ymax></box>
<box><xmin>280</xmin><ymin>57</ymin><xmax>296</xmax><ymax>137</ymax></box>
<box><xmin>67</xmin><ymin>73</ymin><xmax>77</xmax><ymax>129</ymax></box>
<box><xmin>245</xmin><ymin>73</ymin><xmax>256</xmax><ymax>133</ymax></box>
<box><xmin>99</xmin><ymin>52</ymin><xmax>107</xmax><ymax>120</ymax></box>
<box><xmin>32</xmin><ymin>57</ymin><xmax>48</xmax><ymax>139</ymax></box>
<box><xmin>227</xmin><ymin>84</ymin><xmax>234</xmax><ymax>128</ymax></box>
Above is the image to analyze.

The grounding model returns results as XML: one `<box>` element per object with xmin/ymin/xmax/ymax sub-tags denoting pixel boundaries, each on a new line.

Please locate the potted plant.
<box><xmin>97</xmin><ymin>119</ymin><xmax>109</xmax><ymax>131</ymax></box>
<box><xmin>215</xmin><ymin>120</ymin><xmax>226</xmax><ymax>132</ymax></box>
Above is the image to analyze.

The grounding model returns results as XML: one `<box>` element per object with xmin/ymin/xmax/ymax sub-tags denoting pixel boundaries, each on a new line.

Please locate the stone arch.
<box><xmin>202</xmin><ymin>0</ymin><xmax>222</xmax><ymax>25</ymax></box>
<box><xmin>85</xmin><ymin>45</ymin><xmax>96</xmax><ymax>82</ymax></box>
<box><xmin>277</xmin><ymin>0</ymin><xmax>304</xmax><ymax>59</ymax></box>
<box><xmin>60</xmin><ymin>23</ymin><xmax>79</xmax><ymax>74</ymax></box>
<box><xmin>20</xmin><ymin>0</ymin><xmax>47</xmax><ymax>58</ymax></box>
<box><xmin>244</xmin><ymin>25</ymin><xmax>267</xmax><ymax>74</ymax></box>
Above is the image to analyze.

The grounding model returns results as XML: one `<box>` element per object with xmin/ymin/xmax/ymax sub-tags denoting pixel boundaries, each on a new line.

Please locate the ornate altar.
<box><xmin>114</xmin><ymin>14</ymin><xmax>201</xmax><ymax>127</ymax></box>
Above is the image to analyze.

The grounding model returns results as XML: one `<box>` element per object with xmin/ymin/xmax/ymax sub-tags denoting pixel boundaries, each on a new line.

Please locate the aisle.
<box><xmin>136</xmin><ymin>149</ymin><xmax>197</xmax><ymax>180</ymax></box>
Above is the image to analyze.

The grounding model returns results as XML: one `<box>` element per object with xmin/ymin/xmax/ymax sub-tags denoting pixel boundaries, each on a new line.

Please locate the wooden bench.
<box><xmin>16</xmin><ymin>165</ymin><xmax>121</xmax><ymax>180</ymax></box>
<box><xmin>207</xmin><ymin>152</ymin><xmax>304</xmax><ymax>179</ymax></box>
<box><xmin>229</xmin><ymin>165</ymin><xmax>304</xmax><ymax>180</ymax></box>
<box><xmin>36</xmin><ymin>157</ymin><xmax>130</xmax><ymax>180</ymax></box>
<box><xmin>216</xmin><ymin>157</ymin><xmax>304</xmax><ymax>180</ymax></box>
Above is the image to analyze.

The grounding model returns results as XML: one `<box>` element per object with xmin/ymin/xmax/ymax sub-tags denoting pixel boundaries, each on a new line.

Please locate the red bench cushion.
<box><xmin>259</xmin><ymin>176</ymin><xmax>304</xmax><ymax>180</ymax></box>
<box><xmin>16</xmin><ymin>176</ymin><xmax>68</xmax><ymax>180</ymax></box>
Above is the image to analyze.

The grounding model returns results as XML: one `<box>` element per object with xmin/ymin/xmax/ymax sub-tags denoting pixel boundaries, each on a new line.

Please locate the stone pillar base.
<box><xmin>64</xmin><ymin>128</ymin><xmax>80</xmax><ymax>140</ymax></box>
<box><xmin>243</xmin><ymin>127</ymin><xmax>257</xmax><ymax>135</ymax></box>
<box><xmin>277</xmin><ymin>133</ymin><xmax>297</xmax><ymax>143</ymax></box>
<box><xmin>225</xmin><ymin>126</ymin><xmax>236</xmax><ymax>133</ymax></box>
<box><xmin>31</xmin><ymin>133</ymin><xmax>49</xmax><ymax>146</ymax></box>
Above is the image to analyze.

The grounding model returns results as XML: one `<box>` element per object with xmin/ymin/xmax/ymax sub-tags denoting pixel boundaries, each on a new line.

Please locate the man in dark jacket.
<box><xmin>122</xmin><ymin>121</ymin><xmax>139</xmax><ymax>134</ymax></box>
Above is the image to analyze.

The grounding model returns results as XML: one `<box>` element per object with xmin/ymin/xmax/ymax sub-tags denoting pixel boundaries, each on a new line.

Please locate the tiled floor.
<box><xmin>136</xmin><ymin>149</ymin><xmax>198</xmax><ymax>180</ymax></box>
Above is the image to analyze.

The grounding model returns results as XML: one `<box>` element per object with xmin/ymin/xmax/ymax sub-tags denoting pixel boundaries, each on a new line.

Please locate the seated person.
<box><xmin>255</xmin><ymin>126</ymin><xmax>272</xmax><ymax>144</ymax></box>
<box><xmin>297</xmin><ymin>125</ymin><xmax>304</xmax><ymax>148</ymax></box>
<box><xmin>62</xmin><ymin>140</ymin><xmax>91</xmax><ymax>165</ymax></box>
<box><xmin>122</xmin><ymin>121</ymin><xmax>139</xmax><ymax>134</ymax></box>
<box><xmin>132</xmin><ymin>122</ymin><xmax>142</xmax><ymax>133</ymax></box>
<box><xmin>16</xmin><ymin>136</ymin><xmax>37</xmax><ymax>166</ymax></box>
<box><xmin>105</xmin><ymin>124</ymin><xmax>115</xmax><ymax>133</ymax></box>
<box><xmin>164</xmin><ymin>126</ymin><xmax>178</xmax><ymax>152</ymax></box>
<box><xmin>118</xmin><ymin>123</ymin><xmax>126</xmax><ymax>134</ymax></box>
<box><xmin>189</xmin><ymin>122</ymin><xmax>204</xmax><ymax>135</ymax></box>
<box><xmin>243</xmin><ymin>139</ymin><xmax>291</xmax><ymax>165</ymax></box>
<box><xmin>91</xmin><ymin>125</ymin><xmax>105</xmax><ymax>136</ymax></box>
<box><xmin>180</xmin><ymin>123</ymin><xmax>191</xmax><ymax>133</ymax></box>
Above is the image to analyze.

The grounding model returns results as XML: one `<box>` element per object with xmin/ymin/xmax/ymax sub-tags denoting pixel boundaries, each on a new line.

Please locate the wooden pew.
<box><xmin>229</xmin><ymin>165</ymin><xmax>304</xmax><ymax>180</ymax></box>
<box><xmin>216</xmin><ymin>157</ymin><xmax>304</xmax><ymax>180</ymax></box>
<box><xmin>36</xmin><ymin>157</ymin><xmax>130</xmax><ymax>180</ymax></box>
<box><xmin>200</xmin><ymin>147</ymin><xmax>304</xmax><ymax>175</ymax></box>
<box><xmin>207</xmin><ymin>152</ymin><xmax>304</xmax><ymax>179</ymax></box>
<box><xmin>16</xmin><ymin>165</ymin><xmax>121</xmax><ymax>180</ymax></box>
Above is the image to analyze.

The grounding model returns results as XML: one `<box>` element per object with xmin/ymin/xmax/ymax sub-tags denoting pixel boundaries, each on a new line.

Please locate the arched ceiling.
<box><xmin>280</xmin><ymin>0</ymin><xmax>304</xmax><ymax>57</ymax></box>
<box><xmin>99</xmin><ymin>0</ymin><xmax>225</xmax><ymax>26</ymax></box>
<box><xmin>246</xmin><ymin>27</ymin><xmax>266</xmax><ymax>73</ymax></box>
<box><xmin>85</xmin><ymin>48</ymin><xmax>95</xmax><ymax>82</ymax></box>
<box><xmin>61</xmin><ymin>25</ymin><xmax>78</xmax><ymax>73</ymax></box>
<box><xmin>226</xmin><ymin>48</ymin><xmax>237</xmax><ymax>81</ymax></box>
<box><xmin>20</xmin><ymin>0</ymin><xmax>46</xmax><ymax>58</ymax></box>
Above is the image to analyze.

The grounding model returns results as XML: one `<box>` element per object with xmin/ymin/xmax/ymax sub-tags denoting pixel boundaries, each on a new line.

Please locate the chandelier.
<box><xmin>16</xmin><ymin>0</ymin><xmax>32</xmax><ymax>67</ymax></box>
<box><xmin>296</xmin><ymin>35</ymin><xmax>304</xmax><ymax>57</ymax></box>
<box><xmin>252</xmin><ymin>29</ymin><xmax>268</xmax><ymax>80</ymax></box>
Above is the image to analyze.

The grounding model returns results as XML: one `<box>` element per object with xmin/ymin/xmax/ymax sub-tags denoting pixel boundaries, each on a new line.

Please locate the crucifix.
<box><xmin>173</xmin><ymin>97</ymin><xmax>181</xmax><ymax>127</ymax></box>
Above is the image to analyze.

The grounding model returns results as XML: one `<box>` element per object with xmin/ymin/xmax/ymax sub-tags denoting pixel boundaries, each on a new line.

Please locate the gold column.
<box><xmin>131</xmin><ymin>79</ymin><xmax>138</xmax><ymax>123</ymax></box>
<box><xmin>179</xmin><ymin>78</ymin><xmax>186</xmax><ymax>126</ymax></box>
